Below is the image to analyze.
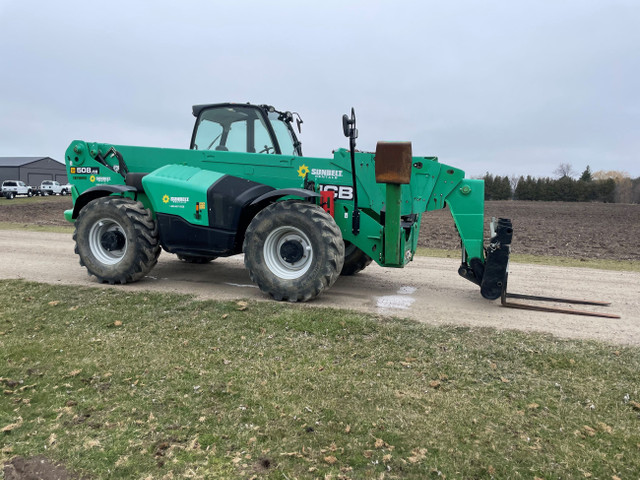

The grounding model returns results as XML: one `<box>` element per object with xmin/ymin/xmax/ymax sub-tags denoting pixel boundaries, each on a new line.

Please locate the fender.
<box><xmin>71</xmin><ymin>185</ymin><xmax>137</xmax><ymax>219</ymax></box>
<box><xmin>250</xmin><ymin>188</ymin><xmax>320</xmax><ymax>206</ymax></box>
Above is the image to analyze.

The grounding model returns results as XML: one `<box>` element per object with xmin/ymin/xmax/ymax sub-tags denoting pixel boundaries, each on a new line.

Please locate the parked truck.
<box><xmin>40</xmin><ymin>180</ymin><xmax>71</xmax><ymax>195</ymax></box>
<box><xmin>2</xmin><ymin>180</ymin><xmax>33</xmax><ymax>199</ymax></box>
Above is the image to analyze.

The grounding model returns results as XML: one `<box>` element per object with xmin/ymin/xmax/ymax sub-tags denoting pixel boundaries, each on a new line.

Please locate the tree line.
<box><xmin>483</xmin><ymin>166</ymin><xmax>640</xmax><ymax>203</ymax></box>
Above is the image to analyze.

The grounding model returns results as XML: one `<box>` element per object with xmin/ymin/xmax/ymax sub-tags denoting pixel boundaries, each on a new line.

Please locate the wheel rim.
<box><xmin>263</xmin><ymin>226</ymin><xmax>313</xmax><ymax>279</ymax></box>
<box><xmin>88</xmin><ymin>218</ymin><xmax>127</xmax><ymax>265</ymax></box>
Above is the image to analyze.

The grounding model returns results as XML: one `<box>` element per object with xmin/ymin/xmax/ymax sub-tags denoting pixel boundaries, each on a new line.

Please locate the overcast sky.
<box><xmin>1</xmin><ymin>0</ymin><xmax>638</xmax><ymax>179</ymax></box>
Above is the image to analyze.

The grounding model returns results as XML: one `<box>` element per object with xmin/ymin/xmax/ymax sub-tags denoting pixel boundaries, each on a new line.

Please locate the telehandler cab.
<box><xmin>63</xmin><ymin>103</ymin><xmax>617</xmax><ymax>317</ymax></box>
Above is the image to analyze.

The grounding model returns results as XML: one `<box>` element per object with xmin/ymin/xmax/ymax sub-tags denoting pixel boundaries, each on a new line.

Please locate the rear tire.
<box><xmin>61</xmin><ymin>189</ymin><xmax>68</xmax><ymax>196</ymax></box>
<box><xmin>74</xmin><ymin>196</ymin><xmax>160</xmax><ymax>284</ymax></box>
<box><xmin>340</xmin><ymin>241</ymin><xmax>373</xmax><ymax>276</ymax></box>
<box><xmin>176</xmin><ymin>253</ymin><xmax>217</xmax><ymax>264</ymax></box>
<box><xmin>6</xmin><ymin>192</ymin><xmax>15</xmax><ymax>200</ymax></box>
<box><xmin>243</xmin><ymin>201</ymin><xmax>344</xmax><ymax>302</ymax></box>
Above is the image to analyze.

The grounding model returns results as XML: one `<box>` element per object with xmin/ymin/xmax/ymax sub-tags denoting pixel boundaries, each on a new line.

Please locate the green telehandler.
<box><xmin>63</xmin><ymin>103</ymin><xmax>616</xmax><ymax>317</ymax></box>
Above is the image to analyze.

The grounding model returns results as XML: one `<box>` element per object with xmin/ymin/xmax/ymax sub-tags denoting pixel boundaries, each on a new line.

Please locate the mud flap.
<box><xmin>480</xmin><ymin>218</ymin><xmax>513</xmax><ymax>300</ymax></box>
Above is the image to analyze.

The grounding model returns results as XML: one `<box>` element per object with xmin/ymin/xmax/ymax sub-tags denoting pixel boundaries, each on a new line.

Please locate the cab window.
<box><xmin>193</xmin><ymin>106</ymin><xmax>276</xmax><ymax>154</ymax></box>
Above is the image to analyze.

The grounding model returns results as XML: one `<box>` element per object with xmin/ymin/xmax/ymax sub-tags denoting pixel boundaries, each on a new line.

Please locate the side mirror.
<box><xmin>342</xmin><ymin>114</ymin><xmax>350</xmax><ymax>137</ymax></box>
<box><xmin>342</xmin><ymin>108</ymin><xmax>358</xmax><ymax>139</ymax></box>
<box><xmin>292</xmin><ymin>112</ymin><xmax>304</xmax><ymax>134</ymax></box>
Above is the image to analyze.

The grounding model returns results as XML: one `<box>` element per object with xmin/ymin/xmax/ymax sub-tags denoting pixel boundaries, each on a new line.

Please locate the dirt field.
<box><xmin>0</xmin><ymin>195</ymin><xmax>73</xmax><ymax>227</ymax></box>
<box><xmin>419</xmin><ymin>200</ymin><xmax>640</xmax><ymax>261</ymax></box>
<box><xmin>2</xmin><ymin>196</ymin><xmax>639</xmax><ymax>261</ymax></box>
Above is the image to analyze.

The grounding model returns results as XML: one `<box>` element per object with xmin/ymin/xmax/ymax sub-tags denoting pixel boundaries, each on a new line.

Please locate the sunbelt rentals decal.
<box><xmin>163</xmin><ymin>194</ymin><xmax>190</xmax><ymax>208</ymax></box>
<box><xmin>89</xmin><ymin>175</ymin><xmax>111</xmax><ymax>183</ymax></box>
<box><xmin>297</xmin><ymin>163</ymin><xmax>344</xmax><ymax>180</ymax></box>
<box><xmin>311</xmin><ymin>168</ymin><xmax>344</xmax><ymax>180</ymax></box>
<box><xmin>297</xmin><ymin>164</ymin><xmax>309</xmax><ymax>177</ymax></box>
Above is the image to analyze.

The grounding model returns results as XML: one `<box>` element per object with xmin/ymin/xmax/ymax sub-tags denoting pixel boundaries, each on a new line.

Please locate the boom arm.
<box><xmin>446</xmin><ymin>178</ymin><xmax>486</xmax><ymax>262</ymax></box>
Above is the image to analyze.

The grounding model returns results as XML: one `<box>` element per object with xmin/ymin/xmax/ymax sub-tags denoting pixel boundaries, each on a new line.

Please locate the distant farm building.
<box><xmin>0</xmin><ymin>157</ymin><xmax>67</xmax><ymax>186</ymax></box>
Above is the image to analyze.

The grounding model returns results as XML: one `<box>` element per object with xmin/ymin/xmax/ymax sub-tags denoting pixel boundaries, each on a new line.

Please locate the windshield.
<box><xmin>268</xmin><ymin>111</ymin><xmax>300</xmax><ymax>156</ymax></box>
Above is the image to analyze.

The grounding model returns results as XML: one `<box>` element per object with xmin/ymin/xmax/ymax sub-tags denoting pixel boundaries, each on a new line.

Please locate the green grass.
<box><xmin>0</xmin><ymin>222</ymin><xmax>73</xmax><ymax>233</ymax></box>
<box><xmin>1</xmin><ymin>281</ymin><xmax>639</xmax><ymax>479</ymax></box>
<box><xmin>0</xmin><ymin>196</ymin><xmax>69</xmax><ymax>206</ymax></box>
<box><xmin>0</xmin><ymin>197</ymin><xmax>39</xmax><ymax>206</ymax></box>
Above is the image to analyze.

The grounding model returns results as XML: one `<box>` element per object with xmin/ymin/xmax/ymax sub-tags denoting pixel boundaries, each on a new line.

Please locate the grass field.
<box><xmin>2</xmin><ymin>281</ymin><xmax>639</xmax><ymax>479</ymax></box>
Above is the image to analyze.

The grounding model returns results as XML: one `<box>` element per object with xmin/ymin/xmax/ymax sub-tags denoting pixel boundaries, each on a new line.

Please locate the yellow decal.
<box><xmin>297</xmin><ymin>164</ymin><xmax>310</xmax><ymax>178</ymax></box>
<box><xmin>89</xmin><ymin>175</ymin><xmax>95</xmax><ymax>183</ymax></box>
<box><xmin>198</xmin><ymin>202</ymin><xmax>206</xmax><ymax>210</ymax></box>
<box><xmin>162</xmin><ymin>194</ymin><xmax>170</xmax><ymax>204</ymax></box>
<box><xmin>70</xmin><ymin>167</ymin><xmax>76</xmax><ymax>174</ymax></box>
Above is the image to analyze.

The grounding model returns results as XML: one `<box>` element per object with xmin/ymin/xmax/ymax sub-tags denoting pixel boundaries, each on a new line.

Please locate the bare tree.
<box><xmin>592</xmin><ymin>170</ymin><xmax>630</xmax><ymax>181</ymax></box>
<box><xmin>509</xmin><ymin>174</ymin><xmax>519</xmax><ymax>197</ymax></box>
<box><xmin>553</xmin><ymin>163</ymin><xmax>577</xmax><ymax>179</ymax></box>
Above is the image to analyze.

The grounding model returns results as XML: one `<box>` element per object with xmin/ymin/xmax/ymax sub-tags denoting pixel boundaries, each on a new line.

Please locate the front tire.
<box><xmin>74</xmin><ymin>196</ymin><xmax>160</xmax><ymax>284</ymax></box>
<box><xmin>243</xmin><ymin>201</ymin><xmax>344</xmax><ymax>302</ymax></box>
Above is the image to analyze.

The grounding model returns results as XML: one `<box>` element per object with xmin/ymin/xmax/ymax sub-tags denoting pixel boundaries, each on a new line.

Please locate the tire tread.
<box><xmin>74</xmin><ymin>196</ymin><xmax>160</xmax><ymax>284</ymax></box>
<box><xmin>243</xmin><ymin>201</ymin><xmax>344</xmax><ymax>302</ymax></box>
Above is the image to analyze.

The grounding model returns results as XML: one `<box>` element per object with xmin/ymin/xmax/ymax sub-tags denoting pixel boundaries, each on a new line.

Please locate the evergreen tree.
<box><xmin>499</xmin><ymin>176</ymin><xmax>512</xmax><ymax>200</ymax></box>
<box><xmin>514</xmin><ymin>176</ymin><xmax>527</xmax><ymax>200</ymax></box>
<box><xmin>540</xmin><ymin>178</ymin><xmax>550</xmax><ymax>201</ymax></box>
<box><xmin>536</xmin><ymin>177</ymin><xmax>548</xmax><ymax>200</ymax></box>
<box><xmin>478</xmin><ymin>170</ymin><xmax>621</xmax><ymax>203</ymax></box>
<box><xmin>580</xmin><ymin>165</ymin><xmax>593</xmax><ymax>182</ymax></box>
<box><xmin>528</xmin><ymin>178</ymin><xmax>536</xmax><ymax>200</ymax></box>
<box><xmin>556</xmin><ymin>176</ymin><xmax>577</xmax><ymax>201</ymax></box>
<box><xmin>483</xmin><ymin>173</ymin><xmax>495</xmax><ymax>200</ymax></box>
<box><xmin>526</xmin><ymin>176</ymin><xmax>537</xmax><ymax>200</ymax></box>
<box><xmin>575</xmin><ymin>180</ymin><xmax>587</xmax><ymax>202</ymax></box>
<box><xmin>597</xmin><ymin>179</ymin><xmax>616</xmax><ymax>202</ymax></box>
